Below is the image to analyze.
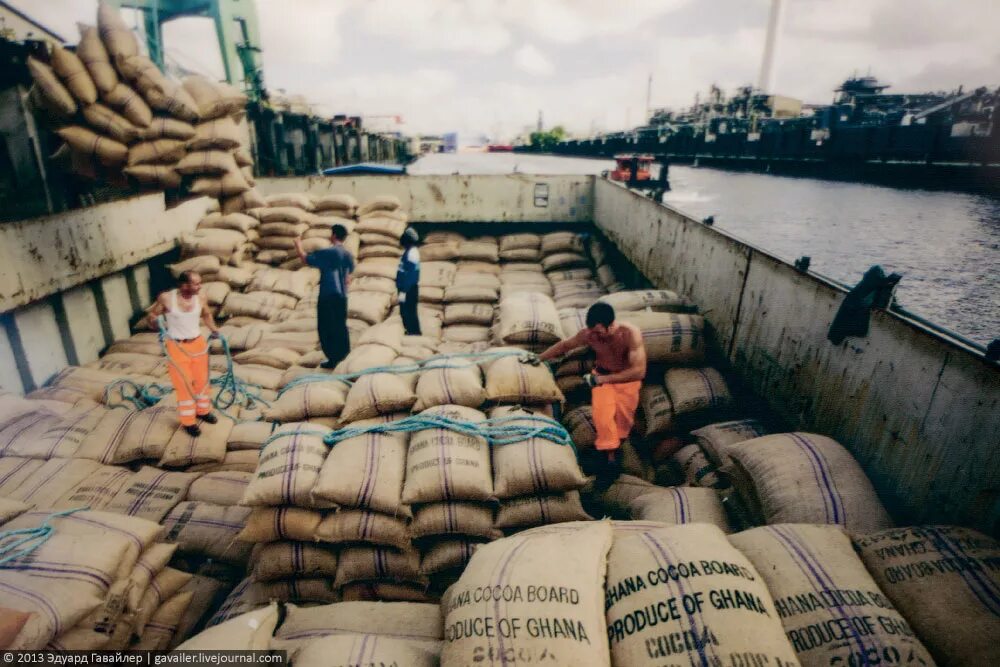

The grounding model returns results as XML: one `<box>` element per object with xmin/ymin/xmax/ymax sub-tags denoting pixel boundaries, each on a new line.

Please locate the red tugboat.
<box><xmin>610</xmin><ymin>154</ymin><xmax>654</xmax><ymax>181</ymax></box>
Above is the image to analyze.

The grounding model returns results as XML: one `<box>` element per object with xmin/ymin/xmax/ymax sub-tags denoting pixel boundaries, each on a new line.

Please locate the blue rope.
<box><xmin>0</xmin><ymin>507</ymin><xmax>89</xmax><ymax>566</ymax></box>
<box><xmin>321</xmin><ymin>413</ymin><xmax>575</xmax><ymax>451</ymax></box>
<box><xmin>278</xmin><ymin>349</ymin><xmax>530</xmax><ymax>396</ymax></box>
<box><xmin>100</xmin><ymin>316</ymin><xmax>269</xmax><ymax>417</ymax></box>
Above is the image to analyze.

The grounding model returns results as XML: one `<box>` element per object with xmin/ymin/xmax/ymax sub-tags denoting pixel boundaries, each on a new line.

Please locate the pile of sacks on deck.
<box><xmin>180</xmin><ymin>519</ymin><xmax>999</xmax><ymax>667</ymax></box>
<box><xmin>27</xmin><ymin>2</ymin><xmax>262</xmax><ymax>208</ymax></box>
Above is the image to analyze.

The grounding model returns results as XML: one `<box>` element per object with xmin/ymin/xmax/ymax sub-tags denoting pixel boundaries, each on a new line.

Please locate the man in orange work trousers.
<box><xmin>148</xmin><ymin>270</ymin><xmax>221</xmax><ymax>437</ymax></box>
<box><xmin>539</xmin><ymin>302</ymin><xmax>647</xmax><ymax>487</ymax></box>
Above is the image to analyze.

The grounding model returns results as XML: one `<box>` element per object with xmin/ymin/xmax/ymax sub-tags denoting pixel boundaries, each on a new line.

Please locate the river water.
<box><xmin>410</xmin><ymin>153</ymin><xmax>1000</xmax><ymax>346</ymax></box>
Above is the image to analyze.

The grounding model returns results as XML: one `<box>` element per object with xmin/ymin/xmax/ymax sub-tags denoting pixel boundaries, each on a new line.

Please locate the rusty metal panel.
<box><xmin>257</xmin><ymin>175</ymin><xmax>593</xmax><ymax>223</ymax></box>
<box><xmin>593</xmin><ymin>179</ymin><xmax>749</xmax><ymax>353</ymax></box>
<box><xmin>0</xmin><ymin>194</ymin><xmax>210</xmax><ymax>312</ymax></box>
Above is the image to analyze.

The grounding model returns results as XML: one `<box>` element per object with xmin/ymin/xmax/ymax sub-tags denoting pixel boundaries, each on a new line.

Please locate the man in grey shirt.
<box><xmin>294</xmin><ymin>224</ymin><xmax>354</xmax><ymax>368</ymax></box>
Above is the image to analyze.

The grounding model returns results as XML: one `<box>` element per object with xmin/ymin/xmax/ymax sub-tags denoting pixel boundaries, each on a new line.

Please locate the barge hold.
<box><xmin>0</xmin><ymin>2</ymin><xmax>997</xmax><ymax>663</ymax></box>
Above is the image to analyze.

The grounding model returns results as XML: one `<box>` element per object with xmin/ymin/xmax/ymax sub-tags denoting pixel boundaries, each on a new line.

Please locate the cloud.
<box><xmin>354</xmin><ymin>0</ymin><xmax>512</xmax><ymax>55</ymax></box>
<box><xmin>513</xmin><ymin>45</ymin><xmax>554</xmax><ymax>76</ymax></box>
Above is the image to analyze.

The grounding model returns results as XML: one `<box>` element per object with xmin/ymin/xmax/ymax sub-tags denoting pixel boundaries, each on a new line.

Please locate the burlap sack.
<box><xmin>423</xmin><ymin>241</ymin><xmax>460</xmax><ymax>261</ymax></box>
<box><xmin>188</xmin><ymin>448</ymin><xmax>259</xmax><ymax>473</ymax></box>
<box><xmin>78</xmin><ymin>24</ymin><xmax>117</xmax><ymax>93</ymax></box>
<box><xmin>250</xmin><ymin>541</ymin><xmax>338</xmax><ymax>582</ymax></box>
<box><xmin>143</xmin><ymin>78</ymin><xmax>200</xmax><ymax>122</ymax></box>
<box><xmin>162</xmin><ymin>501</ymin><xmax>252</xmax><ymax>564</ymax></box>
<box><xmin>605</xmin><ymin>522</ymin><xmax>798</xmax><ymax>667</ymax></box>
<box><xmin>356</xmin><ymin>216</ymin><xmax>407</xmax><ymax>240</ymax></box>
<box><xmin>619</xmin><ymin>312</ymin><xmax>705</xmax><ymax>365</ymax></box>
<box><xmin>233</xmin><ymin>346</ymin><xmax>301</xmax><ymax>370</ymax></box>
<box><xmin>664</xmin><ymin>366</ymin><xmax>732</xmax><ymax>417</ymax></box>
<box><xmin>672</xmin><ymin>443</ymin><xmax>729</xmax><ymax>490</ymax></box>
<box><xmin>53</xmin><ymin>466</ymin><xmax>133</xmax><ymax>511</ymax></box>
<box><xmin>27</xmin><ymin>56</ymin><xmax>77</xmax><ymax>116</ymax></box>
<box><xmin>141</xmin><ymin>115</ymin><xmax>196</xmax><ymax>140</ymax></box>
<box><xmin>542</xmin><ymin>252</ymin><xmax>589</xmax><ymax>272</ymax></box>
<box><xmin>186</xmin><ymin>471</ymin><xmax>252</xmax><ymax>506</ymax></box>
<box><xmin>169</xmin><ymin>574</ymin><xmax>222</xmax><ymax>649</ymax></box>
<box><xmin>241</xmin><ymin>423</ymin><xmax>332</xmax><ymax>508</ymax></box>
<box><xmin>124</xmin><ymin>164</ymin><xmax>181</xmax><ymax>189</ymax></box>
<box><xmin>340</xmin><ymin>374</ymin><xmax>417</xmax><ymax>421</ymax></box>
<box><xmin>1</xmin><ymin>532</ymin><xmax>132</xmax><ymax>650</ymax></box>
<box><xmin>103</xmin><ymin>466</ymin><xmax>200</xmax><ymax>521</ymax></box>
<box><xmin>727</xmin><ymin>432</ymin><xmax>893</xmax><ymax>531</ymax></box>
<box><xmin>421</xmin><ymin>538</ymin><xmax>485</xmax><ymax>576</ymax></box>
<box><xmin>293</xmin><ymin>633</ymin><xmax>440</xmax><ymax>667</ymax></box>
<box><xmin>500</xmin><ymin>233</ymin><xmax>541</xmax><ymax>252</ymax></box>
<box><xmin>180</xmin><ymin>228</ymin><xmax>245</xmax><ymax>259</ymax></box>
<box><xmin>402</xmin><ymin>405</ymin><xmax>493</xmax><ymax>504</ymax></box>
<box><xmin>312</xmin><ymin>431</ymin><xmax>408</xmax><ymax>516</ymax></box>
<box><xmin>7</xmin><ymin>403</ymin><xmax>106</xmax><ymax>459</ymax></box>
<box><xmin>456</xmin><ymin>241</ymin><xmax>499</xmax><ymax>263</ymax></box>
<box><xmin>6</xmin><ymin>457</ymin><xmax>101</xmax><ymax>508</ymax></box>
<box><xmin>599</xmin><ymin>475</ymin><xmax>658</xmax><ymax>517</ymax></box>
<box><xmin>732</xmin><ymin>524</ymin><xmax>935</xmax><ymax>667</ymax></box>
<box><xmin>340</xmin><ymin>582</ymin><xmax>432</xmax><ymax>603</ymax></box>
<box><xmin>595</xmin><ymin>264</ymin><xmax>617</xmax><ymax>288</ymax></box>
<box><xmin>441</xmin><ymin>325</ymin><xmax>490</xmax><ymax>344</ymax></box>
<box><xmin>313</xmin><ymin>193</ymin><xmax>356</xmax><ymax>212</ymax></box>
<box><xmin>238</xmin><ymin>507</ymin><xmax>325</xmax><ymax>544</ymax></box>
<box><xmin>357</xmin><ymin>195</ymin><xmax>401</xmax><ymax>216</ymax></box>
<box><xmin>489</xmin><ymin>406</ymin><xmax>586</xmax><ymax>499</ymax></box>
<box><xmin>443</xmin><ymin>303</ymin><xmax>494</xmax><ymax>326</ymax></box>
<box><xmin>495</xmin><ymin>490</ymin><xmax>591</xmax><ymax>529</ymax></box>
<box><xmin>222</xmin><ymin>189</ymin><xmax>267</xmax><ymax>214</ymax></box>
<box><xmin>126</xmin><ymin>542</ymin><xmax>177</xmax><ymax>615</ymax></box>
<box><xmin>127</xmin><ymin>138</ymin><xmax>186</xmax><ymax>166</ymax></box>
<box><xmin>540</xmin><ymin>231</ymin><xmax>585</xmax><ymax>256</ymax></box>
<box><xmin>443</xmin><ymin>283</ymin><xmax>499</xmax><ymax>303</ymax></box>
<box><xmin>176</xmin><ymin>149</ymin><xmax>239</xmax><ymax>175</ymax></box>
<box><xmin>262</xmin><ymin>381</ymin><xmax>348</xmax><ymax>422</ymax></box>
<box><xmin>853</xmin><ymin>525</ymin><xmax>1000</xmax><ymax>667</ymax></box>
<box><xmin>190</xmin><ymin>170</ymin><xmax>251</xmax><ymax>198</ymax></box>
<box><xmin>271</xmin><ymin>601</ymin><xmax>441</xmax><ymax>651</ymax></box>
<box><xmin>637</xmin><ymin>384</ymin><xmax>674</xmax><ymax>437</ymax></box>
<box><xmin>98</xmin><ymin>2</ymin><xmax>139</xmax><ymax>57</ymax></box>
<box><xmin>354</xmin><ymin>258</ymin><xmax>398</xmax><ymax>280</ymax></box>
<box><xmin>497</xmin><ymin>293</ymin><xmax>564</xmax><ymax>344</ymax></box>
<box><xmin>102</xmin><ymin>82</ymin><xmax>153</xmax><ymax>127</ymax></box>
<box><xmin>132</xmin><ymin>591</ymin><xmax>194</xmax><ymax>650</ymax></box>
<box><xmin>56</xmin><ymin>126</ymin><xmax>127</xmax><ymax>165</ymax></box>
<box><xmin>563</xmin><ymin>405</ymin><xmax>597</xmax><ymax>450</ymax></box>
<box><xmin>159</xmin><ymin>417</ymin><xmax>233</xmax><ymax>468</ymax></box>
<box><xmin>0</xmin><ymin>497</ymin><xmax>31</xmax><ymax>525</ymax></box>
<box><xmin>256</xmin><ymin>578</ymin><xmax>340</xmax><ymax>604</ymax></box>
<box><xmin>441</xmin><ymin>521</ymin><xmax>611</xmax><ymax>666</ymax></box>
<box><xmin>347</xmin><ymin>290</ymin><xmax>392</xmax><ymax>325</ymax></box>
<box><xmin>630</xmin><ymin>486</ymin><xmax>731</xmax><ymax>532</ymax></box>
<box><xmin>419</xmin><ymin>261</ymin><xmax>459</xmax><ymax>289</ymax></box>
<box><xmin>600</xmin><ymin>289</ymin><xmax>691</xmax><ymax>313</ymax></box>
<box><xmin>315</xmin><ymin>510</ymin><xmax>411</xmax><ymax>550</ymax></box>
<box><xmin>82</xmin><ymin>103</ymin><xmax>139</xmax><ymax>143</ymax></box>
<box><xmin>692</xmin><ymin>419</ymin><xmax>768</xmax><ymax>468</ymax></box>
<box><xmin>410</xmin><ymin>501</ymin><xmax>499</xmax><ymax>540</ymax></box>
<box><xmin>189</xmin><ymin>116</ymin><xmax>242</xmax><ymax>150</ymax></box>
<box><xmin>113</xmin><ymin>406</ymin><xmax>179</xmax><ymax>461</ymax></box>
<box><xmin>182</xmin><ymin>75</ymin><xmax>246</xmax><ymax>119</ymax></box>
<box><xmin>335</xmin><ymin>545</ymin><xmax>423</xmax><ymax>588</ymax></box>
<box><xmin>177</xmin><ymin>603</ymin><xmax>280</xmax><ymax>650</ymax></box>
<box><xmin>484</xmin><ymin>355</ymin><xmax>564</xmax><ymax>404</ymax></box>
<box><xmin>413</xmin><ymin>365</ymin><xmax>486</xmax><ymax>411</ymax></box>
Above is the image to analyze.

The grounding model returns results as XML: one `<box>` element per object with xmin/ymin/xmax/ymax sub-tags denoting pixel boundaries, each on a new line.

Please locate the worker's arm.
<box><xmin>293</xmin><ymin>238</ymin><xmax>309</xmax><ymax>265</ymax></box>
<box><xmin>593</xmin><ymin>328</ymin><xmax>647</xmax><ymax>385</ymax></box>
<box><xmin>201</xmin><ymin>299</ymin><xmax>220</xmax><ymax>336</ymax></box>
<box><xmin>538</xmin><ymin>331</ymin><xmax>587</xmax><ymax>362</ymax></box>
<box><xmin>146</xmin><ymin>294</ymin><xmax>168</xmax><ymax>331</ymax></box>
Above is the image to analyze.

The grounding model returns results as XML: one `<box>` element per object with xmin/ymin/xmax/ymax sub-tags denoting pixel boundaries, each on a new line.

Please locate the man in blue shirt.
<box><xmin>294</xmin><ymin>224</ymin><xmax>354</xmax><ymax>368</ymax></box>
<box><xmin>396</xmin><ymin>227</ymin><xmax>421</xmax><ymax>335</ymax></box>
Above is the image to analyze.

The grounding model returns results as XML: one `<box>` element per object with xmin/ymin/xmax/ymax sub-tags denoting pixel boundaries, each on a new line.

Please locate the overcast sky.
<box><xmin>13</xmin><ymin>0</ymin><xmax>999</xmax><ymax>140</ymax></box>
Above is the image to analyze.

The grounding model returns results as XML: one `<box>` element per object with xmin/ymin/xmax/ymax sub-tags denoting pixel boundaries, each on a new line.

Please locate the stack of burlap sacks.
<box><xmin>178</xmin><ymin>519</ymin><xmax>1000</xmax><ymax>667</ymax></box>
<box><xmin>26</xmin><ymin>2</ymin><xmax>262</xmax><ymax>209</ymax></box>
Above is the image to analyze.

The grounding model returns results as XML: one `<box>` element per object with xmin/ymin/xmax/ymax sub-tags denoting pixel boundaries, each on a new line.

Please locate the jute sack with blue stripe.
<box><xmin>292</xmin><ymin>633</ymin><xmax>440</xmax><ymax>667</ymax></box>
<box><xmin>731</xmin><ymin>524</ymin><xmax>935</xmax><ymax>667</ymax></box>
<box><xmin>270</xmin><ymin>601</ymin><xmax>442</xmax><ymax>654</ymax></box>
<box><xmin>853</xmin><ymin>525</ymin><xmax>1000</xmax><ymax>667</ymax></box>
<box><xmin>495</xmin><ymin>490</ymin><xmax>592</xmax><ymax>530</ymax></box>
<box><xmin>489</xmin><ymin>406</ymin><xmax>586</xmax><ymax>499</ymax></box>
<box><xmin>692</xmin><ymin>418</ymin><xmax>768</xmax><ymax>468</ymax></box>
<box><xmin>627</xmin><ymin>486</ymin><xmax>731</xmax><ymax>532</ymax></box>
<box><xmin>250</xmin><ymin>541</ymin><xmax>339</xmax><ymax>582</ymax></box>
<box><xmin>441</xmin><ymin>521</ymin><xmax>613</xmax><ymax>667</ymax></box>
<box><xmin>606</xmin><ymin>522</ymin><xmax>799</xmax><ymax>667</ymax></box>
<box><xmin>726</xmin><ymin>432</ymin><xmax>893</xmax><ymax>532</ymax></box>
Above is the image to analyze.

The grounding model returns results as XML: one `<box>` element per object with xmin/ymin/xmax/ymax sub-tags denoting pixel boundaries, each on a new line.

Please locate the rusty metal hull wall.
<box><xmin>593</xmin><ymin>177</ymin><xmax>1000</xmax><ymax>535</ymax></box>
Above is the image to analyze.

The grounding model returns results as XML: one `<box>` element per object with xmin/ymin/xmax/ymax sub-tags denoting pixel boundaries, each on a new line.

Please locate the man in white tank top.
<box><xmin>147</xmin><ymin>270</ymin><xmax>221</xmax><ymax>437</ymax></box>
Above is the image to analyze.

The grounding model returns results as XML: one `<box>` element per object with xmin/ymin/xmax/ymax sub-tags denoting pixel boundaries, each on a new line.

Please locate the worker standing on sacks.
<box><xmin>294</xmin><ymin>223</ymin><xmax>354</xmax><ymax>368</ymax></box>
<box><xmin>148</xmin><ymin>270</ymin><xmax>220</xmax><ymax>437</ymax></box>
<box><xmin>397</xmin><ymin>227</ymin><xmax>421</xmax><ymax>335</ymax></box>
<box><xmin>539</xmin><ymin>302</ymin><xmax>646</xmax><ymax>487</ymax></box>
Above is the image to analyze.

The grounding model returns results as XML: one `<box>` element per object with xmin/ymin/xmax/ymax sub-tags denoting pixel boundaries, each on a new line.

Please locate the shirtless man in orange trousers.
<box><xmin>147</xmin><ymin>270</ymin><xmax>221</xmax><ymax>437</ymax></box>
<box><xmin>538</xmin><ymin>301</ymin><xmax>647</xmax><ymax>487</ymax></box>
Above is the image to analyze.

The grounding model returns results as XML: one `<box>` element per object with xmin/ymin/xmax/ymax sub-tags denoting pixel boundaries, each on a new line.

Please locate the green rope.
<box><xmin>103</xmin><ymin>379</ymin><xmax>170</xmax><ymax>410</ymax></box>
<box><xmin>278</xmin><ymin>349</ymin><xmax>531</xmax><ymax>396</ymax></box>
<box><xmin>0</xmin><ymin>507</ymin><xmax>88</xmax><ymax>566</ymax></box>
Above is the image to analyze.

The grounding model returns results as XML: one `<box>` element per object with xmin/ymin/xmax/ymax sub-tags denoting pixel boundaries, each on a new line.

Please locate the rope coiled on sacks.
<box><xmin>0</xmin><ymin>507</ymin><xmax>88</xmax><ymax>566</ymax></box>
<box><xmin>277</xmin><ymin>348</ymin><xmax>533</xmax><ymax>396</ymax></box>
<box><xmin>260</xmin><ymin>413</ymin><xmax>574</xmax><ymax>451</ymax></box>
<box><xmin>103</xmin><ymin>316</ymin><xmax>268</xmax><ymax>416</ymax></box>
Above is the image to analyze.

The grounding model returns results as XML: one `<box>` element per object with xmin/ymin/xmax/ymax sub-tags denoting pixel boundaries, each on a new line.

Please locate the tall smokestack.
<box><xmin>757</xmin><ymin>0</ymin><xmax>786</xmax><ymax>93</ymax></box>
